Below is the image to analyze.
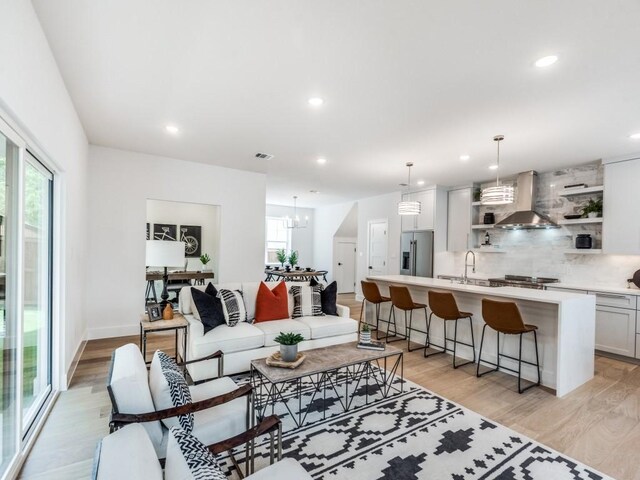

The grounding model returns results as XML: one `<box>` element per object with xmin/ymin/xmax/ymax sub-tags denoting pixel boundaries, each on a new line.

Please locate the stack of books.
<box><xmin>357</xmin><ymin>340</ymin><xmax>386</xmax><ymax>351</ymax></box>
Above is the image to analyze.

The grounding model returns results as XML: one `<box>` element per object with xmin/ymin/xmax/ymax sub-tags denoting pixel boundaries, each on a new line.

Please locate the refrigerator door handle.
<box><xmin>412</xmin><ymin>239</ymin><xmax>417</xmax><ymax>276</ymax></box>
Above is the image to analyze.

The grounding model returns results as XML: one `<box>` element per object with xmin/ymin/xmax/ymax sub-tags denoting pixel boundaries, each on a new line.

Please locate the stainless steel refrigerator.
<box><xmin>400</xmin><ymin>230</ymin><xmax>434</xmax><ymax>277</ymax></box>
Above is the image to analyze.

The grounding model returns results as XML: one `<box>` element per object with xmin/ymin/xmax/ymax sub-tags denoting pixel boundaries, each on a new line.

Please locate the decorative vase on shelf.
<box><xmin>587</xmin><ymin>212</ymin><xmax>598</xmax><ymax>219</ymax></box>
<box><xmin>163</xmin><ymin>303</ymin><xmax>174</xmax><ymax>320</ymax></box>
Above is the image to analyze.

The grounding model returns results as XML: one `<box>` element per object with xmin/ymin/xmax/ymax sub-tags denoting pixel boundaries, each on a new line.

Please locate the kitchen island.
<box><xmin>367</xmin><ymin>275</ymin><xmax>596</xmax><ymax>397</ymax></box>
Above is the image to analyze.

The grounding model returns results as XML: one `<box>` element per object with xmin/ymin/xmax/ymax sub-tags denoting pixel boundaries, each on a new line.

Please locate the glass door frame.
<box><xmin>0</xmin><ymin>112</ymin><xmax>59</xmax><ymax>480</ymax></box>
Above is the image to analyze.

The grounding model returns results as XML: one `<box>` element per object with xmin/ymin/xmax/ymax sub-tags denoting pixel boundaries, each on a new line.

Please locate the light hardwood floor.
<box><xmin>18</xmin><ymin>294</ymin><xmax>640</xmax><ymax>479</ymax></box>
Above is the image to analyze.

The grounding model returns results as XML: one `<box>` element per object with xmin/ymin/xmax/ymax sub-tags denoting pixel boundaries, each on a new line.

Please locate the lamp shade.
<box><xmin>481</xmin><ymin>185</ymin><xmax>515</xmax><ymax>205</ymax></box>
<box><xmin>398</xmin><ymin>200</ymin><xmax>421</xmax><ymax>215</ymax></box>
<box><xmin>146</xmin><ymin>240</ymin><xmax>185</xmax><ymax>268</ymax></box>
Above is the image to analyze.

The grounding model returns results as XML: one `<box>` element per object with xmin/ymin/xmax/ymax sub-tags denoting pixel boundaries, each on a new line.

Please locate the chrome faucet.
<box><xmin>463</xmin><ymin>250</ymin><xmax>476</xmax><ymax>284</ymax></box>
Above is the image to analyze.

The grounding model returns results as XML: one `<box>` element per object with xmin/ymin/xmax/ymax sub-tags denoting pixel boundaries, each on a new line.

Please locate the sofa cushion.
<box><xmin>179</xmin><ymin>282</ymin><xmax>242</xmax><ymax>315</ymax></box>
<box><xmin>109</xmin><ymin>344</ymin><xmax>164</xmax><ymax>451</ymax></box>
<box><xmin>94</xmin><ymin>424</ymin><xmax>163</xmax><ymax>480</ymax></box>
<box><xmin>189</xmin><ymin>378</ymin><xmax>248</xmax><ymax>446</ymax></box>
<box><xmin>246</xmin><ymin>458</ymin><xmax>313</xmax><ymax>480</ymax></box>
<box><xmin>284</xmin><ymin>281</ymin><xmax>309</xmax><ymax>317</ymax></box>
<box><xmin>253</xmin><ymin>319</ymin><xmax>311</xmax><ymax>347</ymax></box>
<box><xmin>165</xmin><ymin>427</ymin><xmax>226</xmax><ymax>480</ymax></box>
<box><xmin>296</xmin><ymin>315</ymin><xmax>358</xmax><ymax>339</ymax></box>
<box><xmin>193</xmin><ymin>322</ymin><xmax>265</xmax><ymax>353</ymax></box>
<box><xmin>255</xmin><ymin>282</ymin><xmax>289</xmax><ymax>323</ymax></box>
<box><xmin>218</xmin><ymin>289</ymin><xmax>247</xmax><ymax>326</ymax></box>
<box><xmin>311</xmin><ymin>279</ymin><xmax>338</xmax><ymax>316</ymax></box>
<box><xmin>191</xmin><ymin>286</ymin><xmax>226</xmax><ymax>334</ymax></box>
<box><xmin>149</xmin><ymin>351</ymin><xmax>194</xmax><ymax>433</ymax></box>
<box><xmin>290</xmin><ymin>285</ymin><xmax>324</xmax><ymax>318</ymax></box>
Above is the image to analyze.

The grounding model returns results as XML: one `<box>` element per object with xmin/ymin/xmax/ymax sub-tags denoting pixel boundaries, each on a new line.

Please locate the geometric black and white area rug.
<box><xmin>218</xmin><ymin>372</ymin><xmax>612</xmax><ymax>480</ymax></box>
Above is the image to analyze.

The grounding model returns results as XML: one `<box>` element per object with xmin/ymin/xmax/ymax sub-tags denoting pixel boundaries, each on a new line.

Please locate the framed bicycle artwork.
<box><xmin>150</xmin><ymin>223</ymin><xmax>202</xmax><ymax>257</ymax></box>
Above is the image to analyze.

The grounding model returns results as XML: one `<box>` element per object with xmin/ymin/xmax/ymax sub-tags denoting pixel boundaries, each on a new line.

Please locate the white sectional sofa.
<box><xmin>179</xmin><ymin>282</ymin><xmax>358</xmax><ymax>381</ymax></box>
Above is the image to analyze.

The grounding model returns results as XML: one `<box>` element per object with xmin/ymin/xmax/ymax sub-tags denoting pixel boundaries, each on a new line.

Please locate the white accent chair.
<box><xmin>107</xmin><ymin>343</ymin><xmax>251</xmax><ymax>460</ymax></box>
<box><xmin>93</xmin><ymin>419</ymin><xmax>311</xmax><ymax>479</ymax></box>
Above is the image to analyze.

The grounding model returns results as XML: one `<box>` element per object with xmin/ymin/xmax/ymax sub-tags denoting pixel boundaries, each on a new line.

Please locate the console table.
<box><xmin>145</xmin><ymin>271</ymin><xmax>215</xmax><ymax>303</ymax></box>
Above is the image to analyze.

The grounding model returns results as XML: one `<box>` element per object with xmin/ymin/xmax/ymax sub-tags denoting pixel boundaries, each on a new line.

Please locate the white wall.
<box><xmin>265</xmin><ymin>204</ymin><xmax>314</xmax><ymax>267</ymax></box>
<box><xmin>147</xmin><ymin>199</ymin><xmax>221</xmax><ymax>276</ymax></box>
<box><xmin>86</xmin><ymin>146</ymin><xmax>266</xmax><ymax>338</ymax></box>
<box><xmin>313</xmin><ymin>202</ymin><xmax>356</xmax><ymax>282</ymax></box>
<box><xmin>0</xmin><ymin>0</ymin><xmax>89</xmax><ymax>388</ymax></box>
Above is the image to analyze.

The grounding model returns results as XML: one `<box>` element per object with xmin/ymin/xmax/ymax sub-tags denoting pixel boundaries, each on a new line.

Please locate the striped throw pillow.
<box><xmin>289</xmin><ymin>285</ymin><xmax>324</xmax><ymax>318</ymax></box>
<box><xmin>217</xmin><ymin>289</ymin><xmax>247</xmax><ymax>326</ymax></box>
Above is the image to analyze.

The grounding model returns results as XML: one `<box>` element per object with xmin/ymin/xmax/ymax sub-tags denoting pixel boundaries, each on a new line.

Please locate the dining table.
<box><xmin>264</xmin><ymin>269</ymin><xmax>327</xmax><ymax>282</ymax></box>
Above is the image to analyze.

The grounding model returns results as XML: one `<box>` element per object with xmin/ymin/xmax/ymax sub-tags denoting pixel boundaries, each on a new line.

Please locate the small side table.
<box><xmin>139</xmin><ymin>313</ymin><xmax>188</xmax><ymax>365</ymax></box>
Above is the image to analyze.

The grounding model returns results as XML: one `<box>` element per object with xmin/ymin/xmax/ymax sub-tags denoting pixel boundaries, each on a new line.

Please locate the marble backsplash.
<box><xmin>442</xmin><ymin>162</ymin><xmax>640</xmax><ymax>288</ymax></box>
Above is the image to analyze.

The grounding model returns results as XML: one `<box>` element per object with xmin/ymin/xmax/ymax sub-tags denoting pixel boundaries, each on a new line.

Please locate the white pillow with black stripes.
<box><xmin>289</xmin><ymin>284</ymin><xmax>324</xmax><ymax>318</ymax></box>
<box><xmin>217</xmin><ymin>289</ymin><xmax>248</xmax><ymax>326</ymax></box>
<box><xmin>148</xmin><ymin>351</ymin><xmax>194</xmax><ymax>433</ymax></box>
<box><xmin>165</xmin><ymin>427</ymin><xmax>226</xmax><ymax>480</ymax></box>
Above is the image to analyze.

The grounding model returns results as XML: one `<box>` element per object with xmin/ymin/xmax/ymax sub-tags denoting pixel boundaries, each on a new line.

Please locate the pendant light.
<box><xmin>481</xmin><ymin>135</ymin><xmax>514</xmax><ymax>205</ymax></box>
<box><xmin>285</xmin><ymin>196</ymin><xmax>308</xmax><ymax>229</ymax></box>
<box><xmin>398</xmin><ymin>162</ymin><xmax>421</xmax><ymax>215</ymax></box>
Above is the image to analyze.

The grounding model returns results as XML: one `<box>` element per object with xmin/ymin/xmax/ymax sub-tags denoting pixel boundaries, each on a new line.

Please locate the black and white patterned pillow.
<box><xmin>289</xmin><ymin>285</ymin><xmax>324</xmax><ymax>318</ymax></box>
<box><xmin>157</xmin><ymin>352</ymin><xmax>194</xmax><ymax>433</ymax></box>
<box><xmin>168</xmin><ymin>427</ymin><xmax>226</xmax><ymax>480</ymax></box>
<box><xmin>217</xmin><ymin>289</ymin><xmax>247</xmax><ymax>326</ymax></box>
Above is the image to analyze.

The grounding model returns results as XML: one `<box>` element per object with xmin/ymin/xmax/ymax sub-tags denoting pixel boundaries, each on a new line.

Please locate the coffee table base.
<box><xmin>250</xmin><ymin>353</ymin><xmax>403</xmax><ymax>429</ymax></box>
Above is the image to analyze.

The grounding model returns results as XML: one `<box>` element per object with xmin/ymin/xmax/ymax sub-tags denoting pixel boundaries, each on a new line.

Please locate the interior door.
<box><xmin>336</xmin><ymin>242</ymin><xmax>356</xmax><ymax>293</ymax></box>
<box><xmin>367</xmin><ymin>220</ymin><xmax>388</xmax><ymax>277</ymax></box>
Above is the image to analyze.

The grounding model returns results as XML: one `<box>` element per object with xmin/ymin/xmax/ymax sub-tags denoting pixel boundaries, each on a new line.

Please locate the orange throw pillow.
<box><xmin>254</xmin><ymin>281</ymin><xmax>289</xmax><ymax>322</ymax></box>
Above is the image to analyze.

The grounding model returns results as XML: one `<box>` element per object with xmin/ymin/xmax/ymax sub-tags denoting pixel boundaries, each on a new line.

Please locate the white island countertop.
<box><xmin>368</xmin><ymin>275</ymin><xmax>589</xmax><ymax>304</ymax></box>
<box><xmin>366</xmin><ymin>274</ymin><xmax>596</xmax><ymax>397</ymax></box>
<box><xmin>551</xmin><ymin>282</ymin><xmax>640</xmax><ymax>296</ymax></box>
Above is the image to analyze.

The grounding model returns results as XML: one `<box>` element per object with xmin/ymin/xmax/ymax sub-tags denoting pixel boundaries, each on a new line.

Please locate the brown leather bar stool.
<box><xmin>477</xmin><ymin>298</ymin><xmax>541</xmax><ymax>394</ymax></box>
<box><xmin>388</xmin><ymin>285</ymin><xmax>429</xmax><ymax>351</ymax></box>
<box><xmin>424</xmin><ymin>291</ymin><xmax>475</xmax><ymax>369</ymax></box>
<box><xmin>359</xmin><ymin>281</ymin><xmax>392</xmax><ymax>338</ymax></box>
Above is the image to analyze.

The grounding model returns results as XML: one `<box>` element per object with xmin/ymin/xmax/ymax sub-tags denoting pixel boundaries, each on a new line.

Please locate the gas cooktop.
<box><xmin>488</xmin><ymin>275</ymin><xmax>559</xmax><ymax>290</ymax></box>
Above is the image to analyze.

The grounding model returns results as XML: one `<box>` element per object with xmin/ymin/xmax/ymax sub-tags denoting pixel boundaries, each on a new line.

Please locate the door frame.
<box><xmin>367</xmin><ymin>219</ymin><xmax>388</xmax><ymax>277</ymax></box>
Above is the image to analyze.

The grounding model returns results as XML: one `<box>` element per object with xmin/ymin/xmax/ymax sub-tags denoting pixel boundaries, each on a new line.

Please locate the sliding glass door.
<box><xmin>22</xmin><ymin>153</ymin><xmax>52</xmax><ymax>431</ymax></box>
<box><xmin>0</xmin><ymin>131</ymin><xmax>18</xmax><ymax>477</ymax></box>
<box><xmin>0</xmin><ymin>119</ymin><xmax>54</xmax><ymax>478</ymax></box>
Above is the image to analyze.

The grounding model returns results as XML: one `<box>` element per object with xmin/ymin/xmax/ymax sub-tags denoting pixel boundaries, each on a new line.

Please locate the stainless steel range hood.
<box><xmin>494</xmin><ymin>171</ymin><xmax>559</xmax><ymax>229</ymax></box>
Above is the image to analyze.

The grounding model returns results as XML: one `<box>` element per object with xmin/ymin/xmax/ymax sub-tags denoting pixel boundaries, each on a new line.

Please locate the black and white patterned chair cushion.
<box><xmin>289</xmin><ymin>285</ymin><xmax>324</xmax><ymax>318</ymax></box>
<box><xmin>217</xmin><ymin>289</ymin><xmax>247</xmax><ymax>326</ymax></box>
<box><xmin>149</xmin><ymin>351</ymin><xmax>194</xmax><ymax>433</ymax></box>
<box><xmin>166</xmin><ymin>427</ymin><xmax>226</xmax><ymax>480</ymax></box>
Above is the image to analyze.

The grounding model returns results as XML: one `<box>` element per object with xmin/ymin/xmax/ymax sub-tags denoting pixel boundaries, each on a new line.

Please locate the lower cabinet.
<box><xmin>595</xmin><ymin>305</ymin><xmax>636</xmax><ymax>357</ymax></box>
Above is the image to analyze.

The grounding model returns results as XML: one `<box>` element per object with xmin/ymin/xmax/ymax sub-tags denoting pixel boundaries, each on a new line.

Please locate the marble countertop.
<box><xmin>367</xmin><ymin>275</ymin><xmax>592</xmax><ymax>305</ymax></box>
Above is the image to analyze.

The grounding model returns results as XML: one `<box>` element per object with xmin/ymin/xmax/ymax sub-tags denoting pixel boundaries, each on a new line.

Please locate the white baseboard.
<box><xmin>355</xmin><ymin>294</ymin><xmax>364</xmax><ymax>302</ymax></box>
<box><xmin>62</xmin><ymin>335</ymin><xmax>87</xmax><ymax>390</ymax></box>
<box><xmin>87</xmin><ymin>324</ymin><xmax>139</xmax><ymax>340</ymax></box>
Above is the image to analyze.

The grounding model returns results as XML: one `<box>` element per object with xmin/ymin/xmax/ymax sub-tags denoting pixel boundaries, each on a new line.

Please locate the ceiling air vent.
<box><xmin>255</xmin><ymin>152</ymin><xmax>274</xmax><ymax>160</ymax></box>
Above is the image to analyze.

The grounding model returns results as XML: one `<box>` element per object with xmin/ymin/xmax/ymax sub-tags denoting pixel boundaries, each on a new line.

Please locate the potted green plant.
<box><xmin>473</xmin><ymin>187</ymin><xmax>482</xmax><ymax>202</ymax></box>
<box><xmin>360</xmin><ymin>323</ymin><xmax>372</xmax><ymax>343</ymax></box>
<box><xmin>274</xmin><ymin>332</ymin><xmax>305</xmax><ymax>362</ymax></box>
<box><xmin>199</xmin><ymin>253</ymin><xmax>211</xmax><ymax>272</ymax></box>
<box><xmin>582</xmin><ymin>198</ymin><xmax>603</xmax><ymax>218</ymax></box>
<box><xmin>288</xmin><ymin>250</ymin><xmax>299</xmax><ymax>270</ymax></box>
<box><xmin>276</xmin><ymin>248</ymin><xmax>287</xmax><ymax>268</ymax></box>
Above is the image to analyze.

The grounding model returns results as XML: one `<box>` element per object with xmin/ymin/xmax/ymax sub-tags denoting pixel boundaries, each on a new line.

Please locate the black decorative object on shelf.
<box><xmin>483</xmin><ymin>212</ymin><xmax>495</xmax><ymax>224</ymax></box>
<box><xmin>575</xmin><ymin>234</ymin><xmax>592</xmax><ymax>249</ymax></box>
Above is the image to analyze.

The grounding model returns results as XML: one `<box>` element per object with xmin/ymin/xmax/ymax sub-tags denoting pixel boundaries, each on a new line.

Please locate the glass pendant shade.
<box><xmin>481</xmin><ymin>185</ymin><xmax>515</xmax><ymax>205</ymax></box>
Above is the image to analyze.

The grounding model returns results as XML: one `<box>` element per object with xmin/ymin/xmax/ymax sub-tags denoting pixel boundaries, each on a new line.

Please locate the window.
<box><xmin>265</xmin><ymin>217</ymin><xmax>291</xmax><ymax>264</ymax></box>
<box><xmin>0</xmin><ymin>118</ymin><xmax>54</xmax><ymax>479</ymax></box>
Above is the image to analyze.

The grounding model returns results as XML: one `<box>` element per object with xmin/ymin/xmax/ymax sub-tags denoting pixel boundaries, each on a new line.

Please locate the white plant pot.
<box><xmin>587</xmin><ymin>212</ymin><xmax>598</xmax><ymax>218</ymax></box>
<box><xmin>280</xmin><ymin>344</ymin><xmax>298</xmax><ymax>362</ymax></box>
<box><xmin>360</xmin><ymin>331</ymin><xmax>372</xmax><ymax>343</ymax></box>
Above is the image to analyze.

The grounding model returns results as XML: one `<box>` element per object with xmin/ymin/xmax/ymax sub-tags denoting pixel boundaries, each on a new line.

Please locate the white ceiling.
<box><xmin>32</xmin><ymin>0</ymin><xmax>640</xmax><ymax>207</ymax></box>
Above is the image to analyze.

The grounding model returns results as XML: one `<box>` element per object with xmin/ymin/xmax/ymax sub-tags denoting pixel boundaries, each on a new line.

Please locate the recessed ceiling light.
<box><xmin>308</xmin><ymin>97</ymin><xmax>324</xmax><ymax>107</ymax></box>
<box><xmin>535</xmin><ymin>55</ymin><xmax>558</xmax><ymax>68</ymax></box>
<box><xmin>417</xmin><ymin>180</ymin><xmax>425</xmax><ymax>186</ymax></box>
<box><xmin>489</xmin><ymin>164</ymin><xmax>499</xmax><ymax>170</ymax></box>
<box><xmin>310</xmin><ymin>189</ymin><xmax>320</xmax><ymax>194</ymax></box>
<box><xmin>459</xmin><ymin>154</ymin><xmax>470</xmax><ymax>161</ymax></box>
<box><xmin>165</xmin><ymin>125</ymin><xmax>179</xmax><ymax>134</ymax></box>
<box><xmin>317</xmin><ymin>158</ymin><xmax>327</xmax><ymax>165</ymax></box>
<box><xmin>629</xmin><ymin>132</ymin><xmax>640</xmax><ymax>140</ymax></box>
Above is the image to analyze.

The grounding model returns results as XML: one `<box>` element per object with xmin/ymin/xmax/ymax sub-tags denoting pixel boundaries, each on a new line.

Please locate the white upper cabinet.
<box><xmin>603</xmin><ymin>157</ymin><xmax>640</xmax><ymax>254</ymax></box>
<box><xmin>447</xmin><ymin>188</ymin><xmax>472</xmax><ymax>252</ymax></box>
<box><xmin>401</xmin><ymin>189</ymin><xmax>435</xmax><ymax>231</ymax></box>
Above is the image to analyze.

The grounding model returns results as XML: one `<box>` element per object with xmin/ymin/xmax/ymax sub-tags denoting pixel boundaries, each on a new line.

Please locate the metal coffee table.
<box><xmin>250</xmin><ymin>342</ymin><xmax>403</xmax><ymax>428</ymax></box>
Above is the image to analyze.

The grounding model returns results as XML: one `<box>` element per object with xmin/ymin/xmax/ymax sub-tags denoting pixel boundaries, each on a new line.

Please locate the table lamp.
<box><xmin>146</xmin><ymin>240</ymin><xmax>186</xmax><ymax>310</ymax></box>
